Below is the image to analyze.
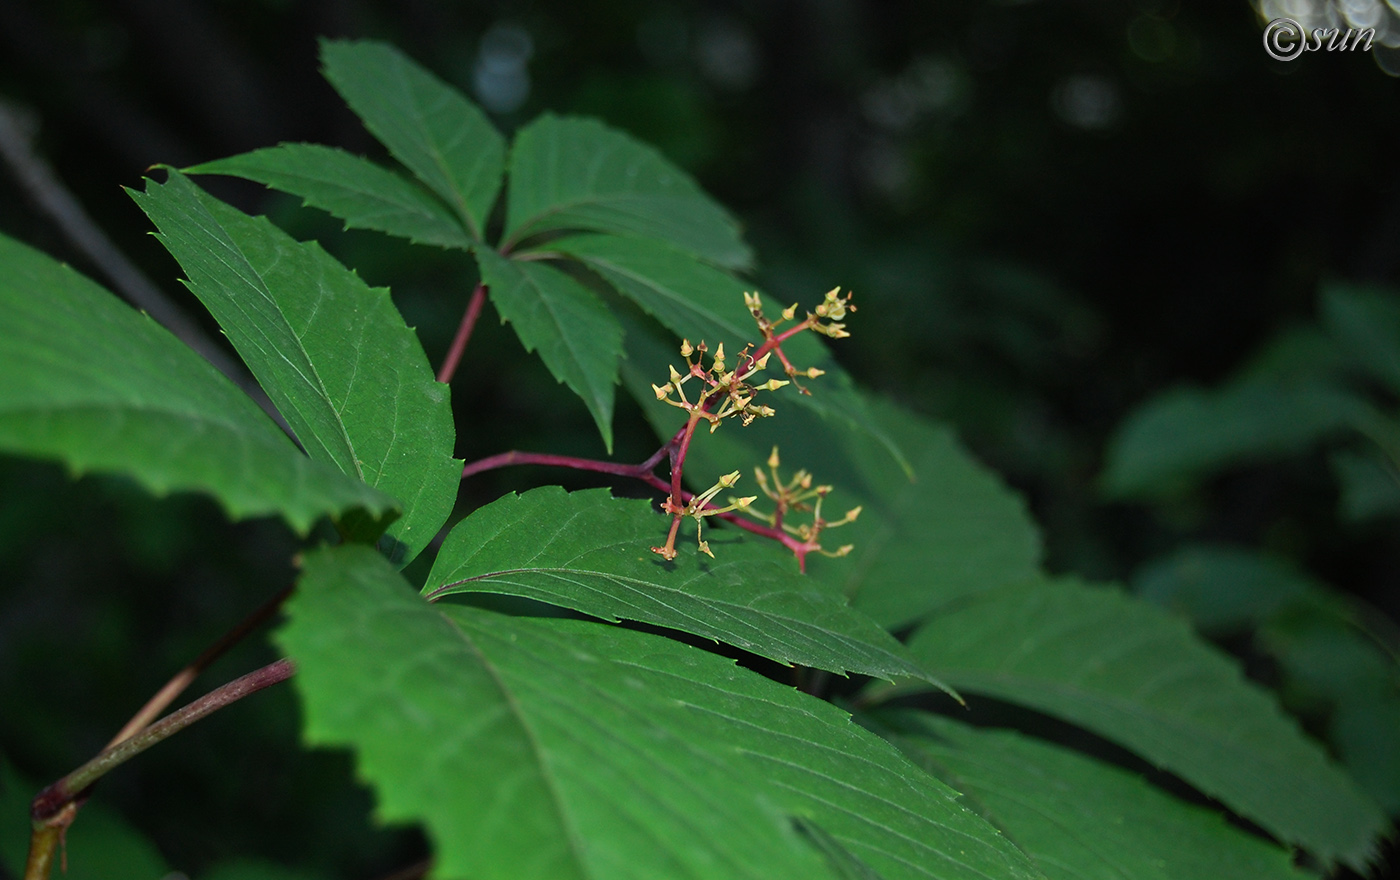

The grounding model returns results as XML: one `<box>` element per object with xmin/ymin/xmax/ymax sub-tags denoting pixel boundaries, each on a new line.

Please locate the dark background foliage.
<box><xmin>1</xmin><ymin>1</ymin><xmax>1396</xmax><ymax>877</ymax></box>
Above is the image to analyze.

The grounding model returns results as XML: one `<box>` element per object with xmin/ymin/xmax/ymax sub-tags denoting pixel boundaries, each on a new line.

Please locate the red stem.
<box><xmin>458</xmin><ymin>445</ymin><xmax>812</xmax><ymax>567</ymax></box>
<box><xmin>462</xmin><ymin>446</ymin><xmax>670</xmax><ymax>482</ymax></box>
<box><xmin>669</xmin><ymin>412</ymin><xmax>703</xmax><ymax>503</ymax></box>
<box><xmin>437</xmin><ymin>283</ymin><xmax>487</xmax><ymax>384</ymax></box>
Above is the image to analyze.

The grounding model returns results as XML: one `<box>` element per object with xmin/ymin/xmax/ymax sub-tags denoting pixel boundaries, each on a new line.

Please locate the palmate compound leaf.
<box><xmin>613</xmin><ymin>311</ymin><xmax>1039</xmax><ymax>629</ymax></box>
<box><xmin>502</xmin><ymin>114</ymin><xmax>753</xmax><ymax>270</ymax></box>
<box><xmin>186</xmin><ymin>143</ymin><xmax>473</xmax><ymax>249</ymax></box>
<box><xmin>279</xmin><ymin>544</ymin><xmax>1043</xmax><ymax>880</ymax></box>
<box><xmin>893</xmin><ymin>577</ymin><xmax>1387</xmax><ymax>870</ymax></box>
<box><xmin>319</xmin><ymin>39</ymin><xmax>505</xmax><ymax>240</ymax></box>
<box><xmin>473</xmin><ymin>246</ymin><xmax>622</xmax><ymax>450</ymax></box>
<box><xmin>130</xmin><ymin>170</ymin><xmax>460</xmax><ymax>566</ymax></box>
<box><xmin>0</xmin><ymin>231</ymin><xmax>396</xmax><ymax>534</ymax></box>
<box><xmin>872</xmin><ymin>712</ymin><xmax>1313</xmax><ymax>880</ymax></box>
<box><xmin>423</xmin><ymin>486</ymin><xmax>932</xmax><ymax>684</ymax></box>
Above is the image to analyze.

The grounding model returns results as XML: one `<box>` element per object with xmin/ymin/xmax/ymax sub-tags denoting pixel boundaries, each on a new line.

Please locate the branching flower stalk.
<box><xmin>744</xmin><ymin>446</ymin><xmax>861</xmax><ymax>560</ymax></box>
<box><xmin>458</xmin><ymin>288</ymin><xmax>859</xmax><ymax>570</ymax></box>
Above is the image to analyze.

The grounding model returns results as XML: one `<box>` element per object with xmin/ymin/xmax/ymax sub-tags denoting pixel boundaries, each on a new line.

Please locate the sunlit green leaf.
<box><xmin>898</xmin><ymin>577</ymin><xmax>1386</xmax><ymax>869</ymax></box>
<box><xmin>130</xmin><ymin>170</ymin><xmax>459</xmax><ymax>565</ymax></box>
<box><xmin>424</xmin><ymin>486</ymin><xmax>933</xmax><ymax>682</ymax></box>
<box><xmin>0</xmin><ymin>231</ymin><xmax>396</xmax><ymax>534</ymax></box>
<box><xmin>877</xmin><ymin>712</ymin><xmax>1311</xmax><ymax>880</ymax></box>
<box><xmin>279</xmin><ymin>545</ymin><xmax>1041</xmax><ymax>880</ymax></box>
<box><xmin>320</xmin><ymin>39</ymin><xmax>505</xmax><ymax>240</ymax></box>
<box><xmin>187</xmin><ymin>143</ymin><xmax>472</xmax><ymax>249</ymax></box>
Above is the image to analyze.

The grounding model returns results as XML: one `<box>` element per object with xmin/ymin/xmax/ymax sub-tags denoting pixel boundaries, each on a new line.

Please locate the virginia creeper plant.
<box><xmin>0</xmin><ymin>38</ymin><xmax>1391</xmax><ymax>880</ymax></box>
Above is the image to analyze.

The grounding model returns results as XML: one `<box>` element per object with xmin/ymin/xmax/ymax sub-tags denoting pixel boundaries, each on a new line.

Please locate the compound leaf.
<box><xmin>424</xmin><ymin>486</ymin><xmax>932</xmax><ymax>683</ymax></box>
<box><xmin>474</xmin><ymin>246</ymin><xmax>621</xmax><ymax>450</ymax></box>
<box><xmin>320</xmin><ymin>39</ymin><xmax>505</xmax><ymax>240</ymax></box>
<box><xmin>131</xmin><ymin>170</ymin><xmax>459</xmax><ymax>565</ymax></box>
<box><xmin>877</xmin><ymin>712</ymin><xmax>1311</xmax><ymax>880</ymax></box>
<box><xmin>899</xmin><ymin>577</ymin><xmax>1386</xmax><ymax>869</ymax></box>
<box><xmin>0</xmin><ymin>231</ymin><xmax>395</xmax><ymax>534</ymax></box>
<box><xmin>503</xmin><ymin>114</ymin><xmax>752</xmax><ymax>269</ymax></box>
<box><xmin>187</xmin><ymin>143</ymin><xmax>473</xmax><ymax>249</ymax></box>
<box><xmin>279</xmin><ymin>544</ymin><xmax>1041</xmax><ymax>880</ymax></box>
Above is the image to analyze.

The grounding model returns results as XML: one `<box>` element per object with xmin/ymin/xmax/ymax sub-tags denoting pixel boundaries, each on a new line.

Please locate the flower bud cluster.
<box><xmin>648</xmin><ymin>288</ymin><xmax>858</xmax><ymax>565</ymax></box>
<box><xmin>651</xmin><ymin>339</ymin><xmax>791</xmax><ymax>432</ymax></box>
<box><xmin>744</xmin><ymin>446</ymin><xmax>862</xmax><ymax>559</ymax></box>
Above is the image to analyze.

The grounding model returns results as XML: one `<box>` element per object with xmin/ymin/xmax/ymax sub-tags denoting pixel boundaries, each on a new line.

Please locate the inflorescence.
<box><xmin>648</xmin><ymin>288</ymin><xmax>859</xmax><ymax>567</ymax></box>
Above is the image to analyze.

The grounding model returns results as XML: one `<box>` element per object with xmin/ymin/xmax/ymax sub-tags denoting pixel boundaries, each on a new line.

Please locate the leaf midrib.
<box><xmin>438</xmin><ymin>609</ymin><xmax>591</xmax><ymax>878</ymax></box>
<box><xmin>383</xmin><ymin>54</ymin><xmax>482</xmax><ymax>239</ymax></box>
<box><xmin>429</xmin><ymin>563</ymin><xmax>925</xmax><ymax>679</ymax></box>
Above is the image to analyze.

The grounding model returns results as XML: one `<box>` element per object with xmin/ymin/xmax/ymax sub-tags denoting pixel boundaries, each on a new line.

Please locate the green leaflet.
<box><xmin>896</xmin><ymin>577</ymin><xmax>1386</xmax><ymax>869</ymax></box>
<box><xmin>549</xmin><ymin>232</ymin><xmax>754</xmax><ymax>346</ymax></box>
<box><xmin>816</xmin><ymin>397</ymin><xmax>1042</xmax><ymax>629</ymax></box>
<box><xmin>473</xmin><ymin>246</ymin><xmax>622</xmax><ymax>450</ymax></box>
<box><xmin>279</xmin><ymin>545</ymin><xmax>1041</xmax><ymax>880</ymax></box>
<box><xmin>424</xmin><ymin>486</ymin><xmax>933</xmax><ymax>683</ymax></box>
<box><xmin>0</xmin><ymin>231</ymin><xmax>395</xmax><ymax>534</ymax></box>
<box><xmin>130</xmin><ymin>170</ymin><xmax>459</xmax><ymax>566</ymax></box>
<box><xmin>876</xmin><ymin>713</ymin><xmax>1312</xmax><ymax>880</ymax></box>
<box><xmin>1099</xmin><ymin>381</ymin><xmax>1368</xmax><ymax>499</ymax></box>
<box><xmin>187</xmin><ymin>143</ymin><xmax>472</xmax><ymax>249</ymax></box>
<box><xmin>502</xmin><ymin>114</ymin><xmax>752</xmax><ymax>269</ymax></box>
<box><xmin>320</xmin><ymin>39</ymin><xmax>505</xmax><ymax>240</ymax></box>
